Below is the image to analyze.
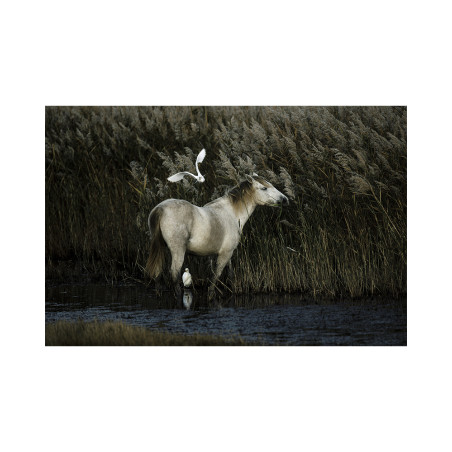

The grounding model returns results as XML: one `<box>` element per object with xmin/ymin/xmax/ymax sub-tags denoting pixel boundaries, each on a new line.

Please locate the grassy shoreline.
<box><xmin>45</xmin><ymin>320</ymin><xmax>253</xmax><ymax>346</ymax></box>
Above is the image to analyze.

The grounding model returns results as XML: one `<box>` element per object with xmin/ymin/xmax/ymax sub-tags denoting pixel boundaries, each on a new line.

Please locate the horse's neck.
<box><xmin>225</xmin><ymin>197</ymin><xmax>257</xmax><ymax>232</ymax></box>
<box><xmin>236</xmin><ymin>203</ymin><xmax>257</xmax><ymax>232</ymax></box>
<box><xmin>205</xmin><ymin>195</ymin><xmax>257</xmax><ymax>231</ymax></box>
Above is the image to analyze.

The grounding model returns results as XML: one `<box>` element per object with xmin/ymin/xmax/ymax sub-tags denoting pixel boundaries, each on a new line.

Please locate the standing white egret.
<box><xmin>167</xmin><ymin>148</ymin><xmax>206</xmax><ymax>183</ymax></box>
<box><xmin>182</xmin><ymin>268</ymin><xmax>192</xmax><ymax>287</ymax></box>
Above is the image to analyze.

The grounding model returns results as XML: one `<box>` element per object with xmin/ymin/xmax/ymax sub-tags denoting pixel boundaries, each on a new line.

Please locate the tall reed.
<box><xmin>45</xmin><ymin>106</ymin><xmax>406</xmax><ymax>297</ymax></box>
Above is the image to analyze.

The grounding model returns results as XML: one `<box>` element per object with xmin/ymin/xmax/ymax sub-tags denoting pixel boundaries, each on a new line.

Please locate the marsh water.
<box><xmin>45</xmin><ymin>284</ymin><xmax>406</xmax><ymax>345</ymax></box>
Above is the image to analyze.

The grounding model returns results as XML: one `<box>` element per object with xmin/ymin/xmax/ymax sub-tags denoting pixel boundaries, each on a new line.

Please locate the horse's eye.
<box><xmin>261</xmin><ymin>187</ymin><xmax>267</xmax><ymax>191</ymax></box>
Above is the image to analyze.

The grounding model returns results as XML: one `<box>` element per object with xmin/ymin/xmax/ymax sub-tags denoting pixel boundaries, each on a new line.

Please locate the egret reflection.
<box><xmin>182</xmin><ymin>289</ymin><xmax>193</xmax><ymax>309</ymax></box>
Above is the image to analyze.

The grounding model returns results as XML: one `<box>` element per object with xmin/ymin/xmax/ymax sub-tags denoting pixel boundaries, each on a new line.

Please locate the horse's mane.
<box><xmin>227</xmin><ymin>180</ymin><xmax>254</xmax><ymax>206</ymax></box>
<box><xmin>227</xmin><ymin>176</ymin><xmax>271</xmax><ymax>209</ymax></box>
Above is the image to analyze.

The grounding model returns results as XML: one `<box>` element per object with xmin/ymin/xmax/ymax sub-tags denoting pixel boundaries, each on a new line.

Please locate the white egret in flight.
<box><xmin>168</xmin><ymin>148</ymin><xmax>206</xmax><ymax>183</ymax></box>
<box><xmin>182</xmin><ymin>268</ymin><xmax>193</xmax><ymax>287</ymax></box>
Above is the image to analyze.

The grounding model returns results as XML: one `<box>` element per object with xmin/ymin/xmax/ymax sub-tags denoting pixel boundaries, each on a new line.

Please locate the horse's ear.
<box><xmin>252</xmin><ymin>172</ymin><xmax>259</xmax><ymax>177</ymax></box>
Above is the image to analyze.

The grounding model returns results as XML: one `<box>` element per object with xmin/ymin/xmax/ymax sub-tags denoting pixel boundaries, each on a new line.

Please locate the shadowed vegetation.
<box><xmin>45</xmin><ymin>321</ymin><xmax>251</xmax><ymax>346</ymax></box>
<box><xmin>45</xmin><ymin>106</ymin><xmax>406</xmax><ymax>298</ymax></box>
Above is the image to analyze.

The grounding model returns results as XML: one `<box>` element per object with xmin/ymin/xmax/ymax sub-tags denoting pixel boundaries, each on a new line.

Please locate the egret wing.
<box><xmin>196</xmin><ymin>148</ymin><xmax>206</xmax><ymax>164</ymax></box>
<box><xmin>168</xmin><ymin>172</ymin><xmax>191</xmax><ymax>182</ymax></box>
<box><xmin>182</xmin><ymin>272</ymin><xmax>192</xmax><ymax>286</ymax></box>
<box><xmin>195</xmin><ymin>148</ymin><xmax>206</xmax><ymax>177</ymax></box>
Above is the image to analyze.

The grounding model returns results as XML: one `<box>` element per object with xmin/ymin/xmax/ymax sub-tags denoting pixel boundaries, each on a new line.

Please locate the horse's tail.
<box><xmin>146</xmin><ymin>206</ymin><xmax>166</xmax><ymax>279</ymax></box>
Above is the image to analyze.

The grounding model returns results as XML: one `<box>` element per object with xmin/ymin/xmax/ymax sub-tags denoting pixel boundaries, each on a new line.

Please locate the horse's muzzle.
<box><xmin>280</xmin><ymin>195</ymin><xmax>289</xmax><ymax>206</ymax></box>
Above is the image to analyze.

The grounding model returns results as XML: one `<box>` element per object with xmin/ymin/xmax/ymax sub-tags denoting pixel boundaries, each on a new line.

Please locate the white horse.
<box><xmin>146</xmin><ymin>174</ymin><xmax>289</xmax><ymax>298</ymax></box>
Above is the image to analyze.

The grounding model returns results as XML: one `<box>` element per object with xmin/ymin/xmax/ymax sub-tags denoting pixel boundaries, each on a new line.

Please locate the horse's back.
<box><xmin>151</xmin><ymin>199</ymin><xmax>196</xmax><ymax>234</ymax></box>
<box><xmin>155</xmin><ymin>198</ymin><xmax>194</xmax><ymax>210</ymax></box>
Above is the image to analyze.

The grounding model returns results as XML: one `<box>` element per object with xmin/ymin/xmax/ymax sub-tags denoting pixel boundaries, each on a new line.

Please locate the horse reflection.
<box><xmin>182</xmin><ymin>289</ymin><xmax>193</xmax><ymax>309</ymax></box>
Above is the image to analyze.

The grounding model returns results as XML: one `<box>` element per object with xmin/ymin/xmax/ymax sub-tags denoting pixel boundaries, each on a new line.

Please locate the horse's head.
<box><xmin>246</xmin><ymin>174</ymin><xmax>289</xmax><ymax>207</ymax></box>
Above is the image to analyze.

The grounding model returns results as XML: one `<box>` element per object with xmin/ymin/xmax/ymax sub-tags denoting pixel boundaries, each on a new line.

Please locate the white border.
<box><xmin>2</xmin><ymin>1</ymin><xmax>451</xmax><ymax>451</ymax></box>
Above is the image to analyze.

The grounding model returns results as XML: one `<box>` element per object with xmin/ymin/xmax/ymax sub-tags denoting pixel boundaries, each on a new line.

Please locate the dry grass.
<box><xmin>45</xmin><ymin>106</ymin><xmax>406</xmax><ymax>298</ymax></box>
<box><xmin>45</xmin><ymin>321</ymin><xmax>251</xmax><ymax>346</ymax></box>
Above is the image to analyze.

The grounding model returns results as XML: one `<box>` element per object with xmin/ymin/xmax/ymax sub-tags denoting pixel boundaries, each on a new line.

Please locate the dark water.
<box><xmin>45</xmin><ymin>284</ymin><xmax>407</xmax><ymax>345</ymax></box>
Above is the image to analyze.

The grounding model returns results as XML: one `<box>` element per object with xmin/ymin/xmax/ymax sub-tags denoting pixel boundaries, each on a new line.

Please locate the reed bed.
<box><xmin>45</xmin><ymin>321</ymin><xmax>250</xmax><ymax>346</ymax></box>
<box><xmin>45</xmin><ymin>106</ymin><xmax>406</xmax><ymax>298</ymax></box>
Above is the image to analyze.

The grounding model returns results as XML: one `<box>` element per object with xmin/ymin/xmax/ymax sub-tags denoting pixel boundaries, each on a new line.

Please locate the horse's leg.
<box><xmin>208</xmin><ymin>250</ymin><xmax>234</xmax><ymax>300</ymax></box>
